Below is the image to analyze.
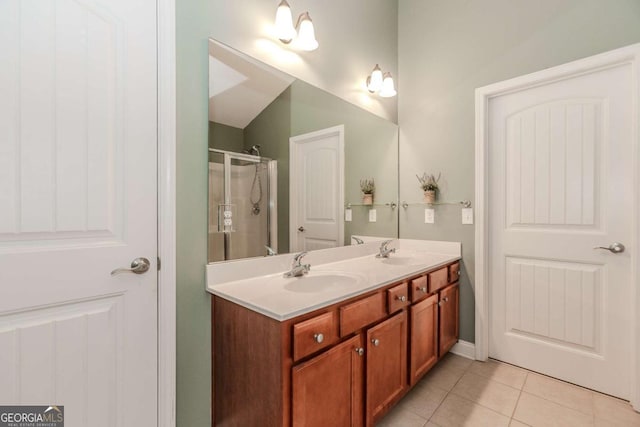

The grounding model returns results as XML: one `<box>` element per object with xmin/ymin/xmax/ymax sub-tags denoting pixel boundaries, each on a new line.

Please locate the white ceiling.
<box><xmin>208</xmin><ymin>41</ymin><xmax>295</xmax><ymax>129</ymax></box>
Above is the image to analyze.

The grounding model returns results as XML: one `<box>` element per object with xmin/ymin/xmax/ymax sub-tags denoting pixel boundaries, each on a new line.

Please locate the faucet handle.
<box><xmin>293</xmin><ymin>251</ymin><xmax>308</xmax><ymax>265</ymax></box>
<box><xmin>380</xmin><ymin>239</ymin><xmax>393</xmax><ymax>249</ymax></box>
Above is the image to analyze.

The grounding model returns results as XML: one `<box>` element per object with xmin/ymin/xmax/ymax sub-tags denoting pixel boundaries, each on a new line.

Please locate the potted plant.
<box><xmin>360</xmin><ymin>178</ymin><xmax>375</xmax><ymax>205</ymax></box>
<box><xmin>417</xmin><ymin>172</ymin><xmax>441</xmax><ymax>204</ymax></box>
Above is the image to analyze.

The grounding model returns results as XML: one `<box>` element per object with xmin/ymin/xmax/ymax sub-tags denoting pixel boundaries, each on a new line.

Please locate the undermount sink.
<box><xmin>279</xmin><ymin>271</ymin><xmax>366</xmax><ymax>294</ymax></box>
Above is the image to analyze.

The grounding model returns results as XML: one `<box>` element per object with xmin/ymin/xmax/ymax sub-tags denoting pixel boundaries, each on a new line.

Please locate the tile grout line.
<box><xmin>509</xmin><ymin>371</ymin><xmax>527</xmax><ymax>425</ymax></box>
<box><xmin>425</xmin><ymin>358</ymin><xmax>473</xmax><ymax>425</ymax></box>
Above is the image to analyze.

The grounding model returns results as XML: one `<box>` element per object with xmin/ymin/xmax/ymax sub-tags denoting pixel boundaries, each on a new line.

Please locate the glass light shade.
<box><xmin>367</xmin><ymin>64</ymin><xmax>383</xmax><ymax>93</ymax></box>
<box><xmin>275</xmin><ymin>0</ymin><xmax>296</xmax><ymax>43</ymax></box>
<box><xmin>379</xmin><ymin>72</ymin><xmax>397</xmax><ymax>98</ymax></box>
<box><xmin>296</xmin><ymin>12</ymin><xmax>319</xmax><ymax>51</ymax></box>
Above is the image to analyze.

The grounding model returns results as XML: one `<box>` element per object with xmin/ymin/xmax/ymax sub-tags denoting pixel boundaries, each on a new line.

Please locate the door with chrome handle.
<box><xmin>593</xmin><ymin>242</ymin><xmax>625</xmax><ymax>254</ymax></box>
<box><xmin>111</xmin><ymin>257</ymin><xmax>151</xmax><ymax>276</ymax></box>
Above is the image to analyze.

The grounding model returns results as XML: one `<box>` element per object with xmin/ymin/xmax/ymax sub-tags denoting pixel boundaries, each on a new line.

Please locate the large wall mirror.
<box><xmin>208</xmin><ymin>39</ymin><xmax>399</xmax><ymax>262</ymax></box>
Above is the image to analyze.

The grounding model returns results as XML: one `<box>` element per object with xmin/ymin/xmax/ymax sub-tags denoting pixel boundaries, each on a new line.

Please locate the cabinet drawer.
<box><xmin>293</xmin><ymin>311</ymin><xmax>338</xmax><ymax>361</ymax></box>
<box><xmin>428</xmin><ymin>267</ymin><xmax>448</xmax><ymax>293</ymax></box>
<box><xmin>387</xmin><ymin>282</ymin><xmax>410</xmax><ymax>313</ymax></box>
<box><xmin>410</xmin><ymin>275</ymin><xmax>429</xmax><ymax>303</ymax></box>
<box><xmin>340</xmin><ymin>292</ymin><xmax>386</xmax><ymax>337</ymax></box>
<box><xmin>448</xmin><ymin>262</ymin><xmax>460</xmax><ymax>283</ymax></box>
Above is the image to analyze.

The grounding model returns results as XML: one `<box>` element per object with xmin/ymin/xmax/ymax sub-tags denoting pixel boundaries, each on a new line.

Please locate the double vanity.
<box><xmin>206</xmin><ymin>239</ymin><xmax>461</xmax><ymax>426</ymax></box>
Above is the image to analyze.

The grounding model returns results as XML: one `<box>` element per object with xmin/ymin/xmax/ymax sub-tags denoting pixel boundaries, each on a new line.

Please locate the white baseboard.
<box><xmin>450</xmin><ymin>340</ymin><xmax>476</xmax><ymax>360</ymax></box>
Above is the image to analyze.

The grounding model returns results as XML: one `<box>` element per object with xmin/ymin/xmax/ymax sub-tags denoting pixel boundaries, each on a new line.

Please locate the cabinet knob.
<box><xmin>355</xmin><ymin>347</ymin><xmax>364</xmax><ymax>356</ymax></box>
<box><xmin>417</xmin><ymin>286</ymin><xmax>427</xmax><ymax>293</ymax></box>
<box><xmin>314</xmin><ymin>333</ymin><xmax>324</xmax><ymax>343</ymax></box>
<box><xmin>371</xmin><ymin>338</ymin><xmax>380</xmax><ymax>347</ymax></box>
<box><xmin>396</xmin><ymin>295</ymin><xmax>406</xmax><ymax>302</ymax></box>
<box><xmin>444</xmin><ymin>297</ymin><xmax>449</xmax><ymax>302</ymax></box>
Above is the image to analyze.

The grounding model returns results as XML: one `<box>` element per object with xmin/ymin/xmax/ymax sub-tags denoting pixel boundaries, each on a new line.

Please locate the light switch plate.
<box><xmin>424</xmin><ymin>208</ymin><xmax>435</xmax><ymax>224</ymax></box>
<box><xmin>369</xmin><ymin>209</ymin><xmax>377</xmax><ymax>222</ymax></box>
<box><xmin>345</xmin><ymin>209</ymin><xmax>352</xmax><ymax>222</ymax></box>
<box><xmin>462</xmin><ymin>208</ymin><xmax>474</xmax><ymax>225</ymax></box>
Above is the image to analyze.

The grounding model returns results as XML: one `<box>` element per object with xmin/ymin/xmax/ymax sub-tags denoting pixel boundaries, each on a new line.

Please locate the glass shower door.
<box><xmin>208</xmin><ymin>150</ymin><xmax>274</xmax><ymax>262</ymax></box>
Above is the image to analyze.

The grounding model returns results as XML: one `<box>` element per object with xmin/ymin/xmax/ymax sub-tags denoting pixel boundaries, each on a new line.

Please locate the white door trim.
<box><xmin>289</xmin><ymin>125</ymin><xmax>345</xmax><ymax>252</ymax></box>
<box><xmin>157</xmin><ymin>0</ymin><xmax>176</xmax><ymax>425</ymax></box>
<box><xmin>475</xmin><ymin>43</ymin><xmax>640</xmax><ymax>409</ymax></box>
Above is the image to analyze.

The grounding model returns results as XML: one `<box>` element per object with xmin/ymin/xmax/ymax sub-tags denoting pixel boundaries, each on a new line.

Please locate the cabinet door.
<box><xmin>292</xmin><ymin>335</ymin><xmax>364</xmax><ymax>427</ymax></box>
<box><xmin>366</xmin><ymin>311</ymin><xmax>408</xmax><ymax>425</ymax></box>
<box><xmin>439</xmin><ymin>283</ymin><xmax>459</xmax><ymax>356</ymax></box>
<box><xmin>410</xmin><ymin>294</ymin><xmax>439</xmax><ymax>385</ymax></box>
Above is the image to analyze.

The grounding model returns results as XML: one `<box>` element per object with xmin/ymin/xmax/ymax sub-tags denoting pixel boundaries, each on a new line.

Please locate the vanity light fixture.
<box><xmin>379</xmin><ymin>72</ymin><xmax>397</xmax><ymax>98</ymax></box>
<box><xmin>366</xmin><ymin>64</ymin><xmax>384</xmax><ymax>93</ymax></box>
<box><xmin>274</xmin><ymin>0</ymin><xmax>319</xmax><ymax>51</ymax></box>
<box><xmin>365</xmin><ymin>65</ymin><xmax>396</xmax><ymax>97</ymax></box>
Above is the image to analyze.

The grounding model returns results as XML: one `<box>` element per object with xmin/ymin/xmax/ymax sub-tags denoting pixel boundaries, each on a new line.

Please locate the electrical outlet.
<box><xmin>462</xmin><ymin>208</ymin><xmax>474</xmax><ymax>225</ymax></box>
<box><xmin>345</xmin><ymin>209</ymin><xmax>352</xmax><ymax>222</ymax></box>
<box><xmin>369</xmin><ymin>209</ymin><xmax>377</xmax><ymax>222</ymax></box>
<box><xmin>424</xmin><ymin>208</ymin><xmax>435</xmax><ymax>224</ymax></box>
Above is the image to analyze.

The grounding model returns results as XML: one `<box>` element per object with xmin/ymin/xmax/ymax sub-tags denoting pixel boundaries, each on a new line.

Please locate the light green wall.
<box><xmin>398</xmin><ymin>0</ymin><xmax>640</xmax><ymax>343</ymax></box>
<box><xmin>176</xmin><ymin>0</ymin><xmax>211</xmax><ymax>426</ymax></box>
<box><xmin>208</xmin><ymin>122</ymin><xmax>243</xmax><ymax>151</ymax></box>
<box><xmin>244</xmin><ymin>87</ymin><xmax>292</xmax><ymax>253</ymax></box>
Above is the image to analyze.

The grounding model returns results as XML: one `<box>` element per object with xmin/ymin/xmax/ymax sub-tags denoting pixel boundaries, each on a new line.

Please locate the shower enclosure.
<box><xmin>208</xmin><ymin>149</ymin><xmax>277</xmax><ymax>262</ymax></box>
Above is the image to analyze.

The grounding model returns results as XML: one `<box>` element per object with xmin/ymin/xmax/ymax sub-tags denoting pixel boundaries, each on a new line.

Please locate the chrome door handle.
<box><xmin>298</xmin><ymin>226</ymin><xmax>305</xmax><ymax>232</ymax></box>
<box><xmin>111</xmin><ymin>257</ymin><xmax>151</xmax><ymax>276</ymax></box>
<box><xmin>593</xmin><ymin>242</ymin><xmax>625</xmax><ymax>254</ymax></box>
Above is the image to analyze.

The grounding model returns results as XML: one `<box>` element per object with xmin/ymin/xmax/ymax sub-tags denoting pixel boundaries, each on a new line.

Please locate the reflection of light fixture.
<box><xmin>274</xmin><ymin>1</ymin><xmax>319</xmax><ymax>51</ymax></box>
<box><xmin>379</xmin><ymin>72</ymin><xmax>397</xmax><ymax>98</ymax></box>
<box><xmin>365</xmin><ymin>66</ymin><xmax>396</xmax><ymax>97</ymax></box>
<box><xmin>366</xmin><ymin>64</ymin><xmax>383</xmax><ymax>93</ymax></box>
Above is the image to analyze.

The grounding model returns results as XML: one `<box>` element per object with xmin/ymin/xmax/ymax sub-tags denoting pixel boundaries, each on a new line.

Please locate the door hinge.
<box><xmin>157</xmin><ymin>257</ymin><xmax>161</xmax><ymax>271</ymax></box>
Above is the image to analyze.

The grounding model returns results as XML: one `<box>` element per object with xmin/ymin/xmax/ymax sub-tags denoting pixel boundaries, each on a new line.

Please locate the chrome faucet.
<box><xmin>376</xmin><ymin>240</ymin><xmax>396</xmax><ymax>258</ymax></box>
<box><xmin>283</xmin><ymin>251</ymin><xmax>311</xmax><ymax>278</ymax></box>
<box><xmin>352</xmin><ymin>236</ymin><xmax>364</xmax><ymax>245</ymax></box>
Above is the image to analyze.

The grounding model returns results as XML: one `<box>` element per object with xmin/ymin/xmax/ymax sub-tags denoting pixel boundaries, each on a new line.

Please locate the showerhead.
<box><xmin>242</xmin><ymin>145</ymin><xmax>261</xmax><ymax>157</ymax></box>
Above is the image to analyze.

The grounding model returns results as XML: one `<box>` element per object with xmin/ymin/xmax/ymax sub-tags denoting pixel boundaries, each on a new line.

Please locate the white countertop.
<box><xmin>206</xmin><ymin>239</ymin><xmax>461</xmax><ymax>321</ymax></box>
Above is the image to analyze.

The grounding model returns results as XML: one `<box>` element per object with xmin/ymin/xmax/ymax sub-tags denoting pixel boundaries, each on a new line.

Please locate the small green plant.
<box><xmin>360</xmin><ymin>178</ymin><xmax>375</xmax><ymax>194</ymax></box>
<box><xmin>416</xmin><ymin>172</ymin><xmax>441</xmax><ymax>191</ymax></box>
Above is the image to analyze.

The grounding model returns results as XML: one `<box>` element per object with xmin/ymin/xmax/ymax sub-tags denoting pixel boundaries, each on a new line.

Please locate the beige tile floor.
<box><xmin>377</xmin><ymin>353</ymin><xmax>640</xmax><ymax>427</ymax></box>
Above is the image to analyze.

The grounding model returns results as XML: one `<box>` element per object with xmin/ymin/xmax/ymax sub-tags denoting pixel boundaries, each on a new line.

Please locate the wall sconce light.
<box><xmin>274</xmin><ymin>0</ymin><xmax>319</xmax><ymax>51</ymax></box>
<box><xmin>366</xmin><ymin>65</ymin><xmax>396</xmax><ymax>97</ymax></box>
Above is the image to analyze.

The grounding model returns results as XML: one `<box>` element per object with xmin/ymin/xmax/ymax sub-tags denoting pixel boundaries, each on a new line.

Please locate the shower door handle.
<box><xmin>298</xmin><ymin>226</ymin><xmax>305</xmax><ymax>232</ymax></box>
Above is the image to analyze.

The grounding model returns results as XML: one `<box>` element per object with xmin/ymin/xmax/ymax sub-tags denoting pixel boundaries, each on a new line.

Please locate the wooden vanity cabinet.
<box><xmin>212</xmin><ymin>260</ymin><xmax>460</xmax><ymax>427</ymax></box>
<box><xmin>366</xmin><ymin>311</ymin><xmax>408</xmax><ymax>426</ymax></box>
<box><xmin>409</xmin><ymin>293</ymin><xmax>439</xmax><ymax>385</ymax></box>
<box><xmin>292</xmin><ymin>335</ymin><xmax>364</xmax><ymax>427</ymax></box>
<box><xmin>439</xmin><ymin>282</ymin><xmax>459</xmax><ymax>356</ymax></box>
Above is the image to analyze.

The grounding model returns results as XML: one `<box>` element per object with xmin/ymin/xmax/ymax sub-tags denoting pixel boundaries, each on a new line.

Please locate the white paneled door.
<box><xmin>487</xmin><ymin>57</ymin><xmax>634</xmax><ymax>398</ymax></box>
<box><xmin>290</xmin><ymin>126</ymin><xmax>344</xmax><ymax>252</ymax></box>
<box><xmin>0</xmin><ymin>0</ymin><xmax>158</xmax><ymax>425</ymax></box>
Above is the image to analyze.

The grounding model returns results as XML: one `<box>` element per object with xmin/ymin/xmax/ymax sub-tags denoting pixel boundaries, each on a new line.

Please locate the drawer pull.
<box><xmin>371</xmin><ymin>338</ymin><xmax>380</xmax><ymax>347</ymax></box>
<box><xmin>417</xmin><ymin>286</ymin><xmax>427</xmax><ymax>293</ymax></box>
<box><xmin>313</xmin><ymin>333</ymin><xmax>324</xmax><ymax>343</ymax></box>
<box><xmin>395</xmin><ymin>295</ymin><xmax>407</xmax><ymax>302</ymax></box>
<box><xmin>355</xmin><ymin>347</ymin><xmax>364</xmax><ymax>356</ymax></box>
